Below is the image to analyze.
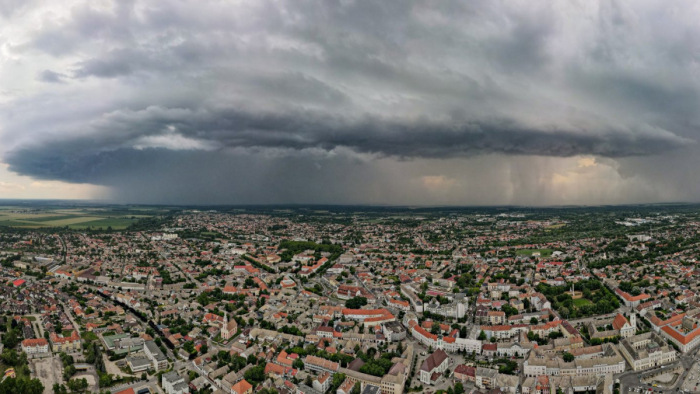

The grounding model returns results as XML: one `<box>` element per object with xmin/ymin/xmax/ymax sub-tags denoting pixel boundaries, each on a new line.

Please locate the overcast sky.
<box><xmin>1</xmin><ymin>0</ymin><xmax>700</xmax><ymax>205</ymax></box>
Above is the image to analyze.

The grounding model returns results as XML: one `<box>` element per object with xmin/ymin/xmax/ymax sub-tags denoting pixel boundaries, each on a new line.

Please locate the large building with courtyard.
<box><xmin>658</xmin><ymin>315</ymin><xmax>700</xmax><ymax>353</ymax></box>
<box><xmin>618</xmin><ymin>332</ymin><xmax>677</xmax><ymax>371</ymax></box>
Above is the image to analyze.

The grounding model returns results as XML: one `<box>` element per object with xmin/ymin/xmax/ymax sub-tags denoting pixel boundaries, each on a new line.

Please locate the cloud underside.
<box><xmin>5</xmin><ymin>107</ymin><xmax>691</xmax><ymax>185</ymax></box>
<box><xmin>2</xmin><ymin>0</ymin><xmax>700</xmax><ymax>203</ymax></box>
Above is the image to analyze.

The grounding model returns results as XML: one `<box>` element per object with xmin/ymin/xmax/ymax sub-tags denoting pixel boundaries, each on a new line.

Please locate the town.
<box><xmin>1</xmin><ymin>204</ymin><xmax>700</xmax><ymax>394</ymax></box>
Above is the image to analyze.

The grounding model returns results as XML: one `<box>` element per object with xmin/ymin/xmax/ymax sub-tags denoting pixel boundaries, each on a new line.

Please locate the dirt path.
<box><xmin>102</xmin><ymin>354</ymin><xmax>135</xmax><ymax>378</ymax></box>
<box><xmin>31</xmin><ymin>356</ymin><xmax>62</xmax><ymax>394</ymax></box>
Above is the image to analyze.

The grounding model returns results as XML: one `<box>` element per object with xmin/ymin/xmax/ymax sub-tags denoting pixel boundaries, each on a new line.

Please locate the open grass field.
<box><xmin>515</xmin><ymin>248</ymin><xmax>554</xmax><ymax>257</ymax></box>
<box><xmin>545</xmin><ymin>223</ymin><xmax>566</xmax><ymax>229</ymax></box>
<box><xmin>573</xmin><ymin>298</ymin><xmax>593</xmax><ymax>307</ymax></box>
<box><xmin>0</xmin><ymin>207</ymin><xmax>161</xmax><ymax>230</ymax></box>
<box><xmin>35</xmin><ymin>216</ymin><xmax>105</xmax><ymax>226</ymax></box>
<box><xmin>68</xmin><ymin>217</ymin><xmax>142</xmax><ymax>229</ymax></box>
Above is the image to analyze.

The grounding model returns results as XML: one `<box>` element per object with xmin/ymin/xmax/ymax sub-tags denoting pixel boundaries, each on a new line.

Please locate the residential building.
<box><xmin>21</xmin><ymin>338</ymin><xmax>49</xmax><ymax>357</ymax></box>
<box><xmin>144</xmin><ymin>340</ymin><xmax>168</xmax><ymax>371</ymax></box>
<box><xmin>231</xmin><ymin>379</ymin><xmax>253</xmax><ymax>394</ymax></box>
<box><xmin>49</xmin><ymin>331</ymin><xmax>81</xmax><ymax>353</ymax></box>
<box><xmin>162</xmin><ymin>371</ymin><xmax>188</xmax><ymax>394</ymax></box>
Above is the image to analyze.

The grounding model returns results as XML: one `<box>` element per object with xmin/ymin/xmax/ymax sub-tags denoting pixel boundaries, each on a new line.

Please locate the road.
<box><xmin>568</xmin><ymin>312</ymin><xmax>619</xmax><ymax>325</ymax></box>
<box><xmin>57</xmin><ymin>234</ymin><xmax>67</xmax><ymax>264</ymax></box>
<box><xmin>60</xmin><ymin>301</ymin><xmax>81</xmax><ymax>335</ymax></box>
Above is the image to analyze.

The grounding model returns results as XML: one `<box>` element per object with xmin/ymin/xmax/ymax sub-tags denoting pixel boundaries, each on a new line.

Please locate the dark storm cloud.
<box><xmin>3</xmin><ymin>0</ymin><xmax>700</xmax><ymax>203</ymax></box>
<box><xmin>36</xmin><ymin>69</ymin><xmax>66</xmax><ymax>83</ymax></box>
<box><xmin>5</xmin><ymin>106</ymin><xmax>690</xmax><ymax>187</ymax></box>
<box><xmin>73</xmin><ymin>56</ymin><xmax>134</xmax><ymax>79</ymax></box>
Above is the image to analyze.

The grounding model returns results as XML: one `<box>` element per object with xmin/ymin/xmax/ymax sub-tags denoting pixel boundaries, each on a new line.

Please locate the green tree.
<box><xmin>243</xmin><ymin>365</ymin><xmax>266</xmax><ymax>383</ymax></box>
<box><xmin>63</xmin><ymin>365</ymin><xmax>76</xmax><ymax>381</ymax></box>
<box><xmin>1</xmin><ymin>377</ymin><xmax>44</xmax><ymax>394</ymax></box>
<box><xmin>345</xmin><ymin>297</ymin><xmax>368</xmax><ymax>309</ymax></box>
<box><xmin>1</xmin><ymin>349</ymin><xmax>19</xmax><ymax>366</ymax></box>
<box><xmin>293</xmin><ymin>359</ymin><xmax>304</xmax><ymax>369</ymax></box>
<box><xmin>98</xmin><ymin>373</ymin><xmax>113</xmax><ymax>388</ymax></box>
<box><xmin>67</xmin><ymin>378</ymin><xmax>88</xmax><ymax>393</ymax></box>
<box><xmin>183</xmin><ymin>341</ymin><xmax>196</xmax><ymax>354</ymax></box>
<box><xmin>1</xmin><ymin>328</ymin><xmax>21</xmax><ymax>349</ymax></box>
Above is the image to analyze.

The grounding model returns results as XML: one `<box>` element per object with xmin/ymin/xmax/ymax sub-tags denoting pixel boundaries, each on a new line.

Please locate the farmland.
<box><xmin>0</xmin><ymin>206</ymin><xmax>164</xmax><ymax>230</ymax></box>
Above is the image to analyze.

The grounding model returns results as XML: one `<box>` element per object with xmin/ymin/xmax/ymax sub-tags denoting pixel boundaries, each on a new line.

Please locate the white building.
<box><xmin>523</xmin><ymin>344</ymin><xmax>625</xmax><ymax>377</ymax></box>
<box><xmin>21</xmin><ymin>338</ymin><xmax>49</xmax><ymax>357</ymax></box>
<box><xmin>408</xmin><ymin>319</ymin><xmax>482</xmax><ymax>353</ymax></box>
<box><xmin>618</xmin><ymin>332</ymin><xmax>676</xmax><ymax>371</ymax></box>
<box><xmin>423</xmin><ymin>299</ymin><xmax>467</xmax><ymax>319</ymax></box>
<box><xmin>144</xmin><ymin>340</ymin><xmax>168</xmax><ymax>371</ymax></box>
<box><xmin>162</xmin><ymin>371</ymin><xmax>188</xmax><ymax>394</ymax></box>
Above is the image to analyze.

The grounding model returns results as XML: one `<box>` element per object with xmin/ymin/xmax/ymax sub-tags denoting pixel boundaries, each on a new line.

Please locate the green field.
<box><xmin>0</xmin><ymin>207</ymin><xmax>158</xmax><ymax>230</ymax></box>
<box><xmin>515</xmin><ymin>248</ymin><xmax>554</xmax><ymax>257</ymax></box>
<box><xmin>67</xmin><ymin>217</ymin><xmax>141</xmax><ymax>229</ymax></box>
<box><xmin>573</xmin><ymin>298</ymin><xmax>593</xmax><ymax>307</ymax></box>
<box><xmin>36</xmin><ymin>216</ymin><xmax>105</xmax><ymax>226</ymax></box>
<box><xmin>20</xmin><ymin>215</ymin><xmax>90</xmax><ymax>222</ymax></box>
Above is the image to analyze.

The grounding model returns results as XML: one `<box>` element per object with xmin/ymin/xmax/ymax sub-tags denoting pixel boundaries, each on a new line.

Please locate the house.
<box><xmin>453</xmin><ymin>364</ymin><xmax>476</xmax><ymax>382</ymax></box>
<box><xmin>494</xmin><ymin>372</ymin><xmax>520</xmax><ymax>393</ymax></box>
<box><xmin>313</xmin><ymin>372</ymin><xmax>331</xmax><ymax>392</ymax></box>
<box><xmin>482</xmin><ymin>343</ymin><xmax>497</xmax><ymax>359</ymax></box>
<box><xmin>231</xmin><ymin>379</ymin><xmax>253</xmax><ymax>394</ymax></box>
<box><xmin>487</xmin><ymin>311</ymin><xmax>506</xmax><ymax>325</ymax></box>
<box><xmin>336</xmin><ymin>378</ymin><xmax>355</xmax><ymax>394</ymax></box>
<box><xmin>475</xmin><ymin>367</ymin><xmax>497</xmax><ymax>390</ymax></box>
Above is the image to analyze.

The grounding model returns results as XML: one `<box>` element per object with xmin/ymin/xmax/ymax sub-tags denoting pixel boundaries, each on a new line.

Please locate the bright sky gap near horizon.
<box><xmin>2</xmin><ymin>1</ymin><xmax>700</xmax><ymax>205</ymax></box>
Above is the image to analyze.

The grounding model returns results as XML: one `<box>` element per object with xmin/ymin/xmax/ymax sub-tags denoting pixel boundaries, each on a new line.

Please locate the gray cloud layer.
<box><xmin>2</xmin><ymin>0</ymin><xmax>700</xmax><ymax>204</ymax></box>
